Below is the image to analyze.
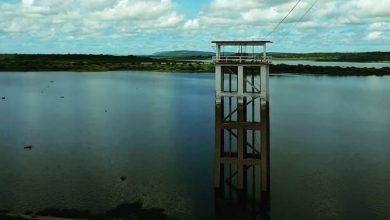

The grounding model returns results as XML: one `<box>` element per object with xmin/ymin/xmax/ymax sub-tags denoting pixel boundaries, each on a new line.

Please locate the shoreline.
<box><xmin>0</xmin><ymin>214</ymin><xmax>80</xmax><ymax>220</ymax></box>
<box><xmin>1</xmin><ymin>54</ymin><xmax>389</xmax><ymax>76</ymax></box>
<box><xmin>0</xmin><ymin>202</ymin><xmax>178</xmax><ymax>220</ymax></box>
<box><xmin>1</xmin><ymin>64</ymin><xmax>389</xmax><ymax>76</ymax></box>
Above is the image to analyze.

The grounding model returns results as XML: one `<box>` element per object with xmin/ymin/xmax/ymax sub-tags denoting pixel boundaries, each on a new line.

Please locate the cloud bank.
<box><xmin>0</xmin><ymin>0</ymin><xmax>389</xmax><ymax>54</ymax></box>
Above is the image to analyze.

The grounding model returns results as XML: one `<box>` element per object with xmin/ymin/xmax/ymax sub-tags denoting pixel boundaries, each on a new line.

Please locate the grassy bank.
<box><xmin>0</xmin><ymin>201</ymin><xmax>177</xmax><ymax>220</ymax></box>
<box><xmin>0</xmin><ymin>54</ymin><xmax>389</xmax><ymax>76</ymax></box>
<box><xmin>270</xmin><ymin>51</ymin><xmax>390</xmax><ymax>62</ymax></box>
<box><xmin>270</xmin><ymin>64</ymin><xmax>390</xmax><ymax>76</ymax></box>
<box><xmin>157</xmin><ymin>51</ymin><xmax>390</xmax><ymax>62</ymax></box>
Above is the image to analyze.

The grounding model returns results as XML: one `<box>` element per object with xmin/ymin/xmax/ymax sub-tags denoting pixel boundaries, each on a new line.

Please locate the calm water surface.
<box><xmin>1</xmin><ymin>71</ymin><xmax>390</xmax><ymax>220</ymax></box>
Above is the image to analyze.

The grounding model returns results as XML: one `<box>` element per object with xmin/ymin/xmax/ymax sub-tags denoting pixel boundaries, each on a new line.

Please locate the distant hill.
<box><xmin>153</xmin><ymin>50</ymin><xmax>215</xmax><ymax>57</ymax></box>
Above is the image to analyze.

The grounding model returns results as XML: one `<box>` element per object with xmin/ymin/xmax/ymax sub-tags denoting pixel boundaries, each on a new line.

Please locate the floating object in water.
<box><xmin>59</xmin><ymin>96</ymin><xmax>64</xmax><ymax>98</ymax></box>
<box><xmin>105</xmin><ymin>109</ymin><xmax>108</xmax><ymax>112</ymax></box>
<box><xmin>120</xmin><ymin>176</ymin><xmax>127</xmax><ymax>181</ymax></box>
<box><xmin>1</xmin><ymin>97</ymin><xmax>5</xmax><ymax>100</ymax></box>
<box><xmin>50</xmin><ymin>81</ymin><xmax>54</xmax><ymax>83</ymax></box>
<box><xmin>24</xmin><ymin>145</ymin><xmax>32</xmax><ymax>150</ymax></box>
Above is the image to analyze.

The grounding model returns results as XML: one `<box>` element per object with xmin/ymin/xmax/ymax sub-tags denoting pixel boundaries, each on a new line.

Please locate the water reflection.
<box><xmin>214</xmin><ymin>99</ymin><xmax>270</xmax><ymax>220</ymax></box>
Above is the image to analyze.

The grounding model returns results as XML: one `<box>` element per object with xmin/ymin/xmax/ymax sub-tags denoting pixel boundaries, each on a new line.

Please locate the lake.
<box><xmin>1</xmin><ymin>71</ymin><xmax>390</xmax><ymax>220</ymax></box>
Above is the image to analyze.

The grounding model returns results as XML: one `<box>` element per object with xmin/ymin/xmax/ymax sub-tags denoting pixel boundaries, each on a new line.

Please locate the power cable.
<box><xmin>276</xmin><ymin>0</ymin><xmax>320</xmax><ymax>43</ymax></box>
<box><xmin>265</xmin><ymin>0</ymin><xmax>302</xmax><ymax>37</ymax></box>
<box><xmin>294</xmin><ymin>0</ymin><xmax>320</xmax><ymax>27</ymax></box>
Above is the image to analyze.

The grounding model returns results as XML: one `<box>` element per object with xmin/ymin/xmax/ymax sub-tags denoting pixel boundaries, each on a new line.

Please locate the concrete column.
<box><xmin>263</xmin><ymin>44</ymin><xmax>266</xmax><ymax>59</ymax></box>
<box><xmin>237</xmin><ymin>65</ymin><xmax>244</xmax><ymax>104</ymax></box>
<box><xmin>216</xmin><ymin>44</ymin><xmax>221</xmax><ymax>59</ymax></box>
<box><xmin>215</xmin><ymin>65</ymin><xmax>222</xmax><ymax>104</ymax></box>
<box><xmin>237</xmin><ymin>104</ymin><xmax>244</xmax><ymax>189</ymax></box>
<box><xmin>215</xmin><ymin>103</ymin><xmax>224</xmax><ymax>188</ymax></box>
<box><xmin>260</xmin><ymin>65</ymin><xmax>267</xmax><ymax>105</ymax></box>
<box><xmin>266</xmin><ymin>64</ymin><xmax>270</xmax><ymax>102</ymax></box>
<box><xmin>260</xmin><ymin>105</ymin><xmax>270</xmax><ymax>193</ymax></box>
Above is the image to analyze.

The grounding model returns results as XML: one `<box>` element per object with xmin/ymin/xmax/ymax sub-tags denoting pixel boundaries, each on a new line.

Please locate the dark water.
<box><xmin>1</xmin><ymin>72</ymin><xmax>390</xmax><ymax>220</ymax></box>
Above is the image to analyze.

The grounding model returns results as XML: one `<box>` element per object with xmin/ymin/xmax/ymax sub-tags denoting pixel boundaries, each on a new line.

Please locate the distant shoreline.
<box><xmin>1</xmin><ymin>65</ymin><xmax>389</xmax><ymax>76</ymax></box>
<box><xmin>154</xmin><ymin>51</ymin><xmax>390</xmax><ymax>63</ymax></box>
<box><xmin>271</xmin><ymin>58</ymin><xmax>390</xmax><ymax>63</ymax></box>
<box><xmin>0</xmin><ymin>54</ymin><xmax>389</xmax><ymax>76</ymax></box>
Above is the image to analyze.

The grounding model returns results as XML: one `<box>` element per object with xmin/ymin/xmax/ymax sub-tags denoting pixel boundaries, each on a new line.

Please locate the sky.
<box><xmin>0</xmin><ymin>0</ymin><xmax>389</xmax><ymax>55</ymax></box>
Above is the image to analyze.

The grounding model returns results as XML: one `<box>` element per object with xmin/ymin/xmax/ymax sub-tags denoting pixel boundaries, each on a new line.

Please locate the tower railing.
<box><xmin>212</xmin><ymin>56</ymin><xmax>272</xmax><ymax>64</ymax></box>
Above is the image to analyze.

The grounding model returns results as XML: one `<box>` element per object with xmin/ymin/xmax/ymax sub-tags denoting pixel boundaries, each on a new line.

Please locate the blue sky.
<box><xmin>0</xmin><ymin>0</ymin><xmax>389</xmax><ymax>55</ymax></box>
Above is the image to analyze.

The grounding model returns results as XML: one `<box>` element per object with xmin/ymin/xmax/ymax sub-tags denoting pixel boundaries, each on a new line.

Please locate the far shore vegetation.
<box><xmin>270</xmin><ymin>51</ymin><xmax>390</xmax><ymax>62</ymax></box>
<box><xmin>1</xmin><ymin>54</ymin><xmax>390</xmax><ymax>76</ymax></box>
<box><xmin>155</xmin><ymin>51</ymin><xmax>390</xmax><ymax>63</ymax></box>
<box><xmin>0</xmin><ymin>201</ymin><xmax>177</xmax><ymax>220</ymax></box>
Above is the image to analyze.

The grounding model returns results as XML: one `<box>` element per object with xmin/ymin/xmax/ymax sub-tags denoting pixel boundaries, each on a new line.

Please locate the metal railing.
<box><xmin>212</xmin><ymin>56</ymin><xmax>272</xmax><ymax>64</ymax></box>
<box><xmin>213</xmin><ymin>56</ymin><xmax>272</xmax><ymax>64</ymax></box>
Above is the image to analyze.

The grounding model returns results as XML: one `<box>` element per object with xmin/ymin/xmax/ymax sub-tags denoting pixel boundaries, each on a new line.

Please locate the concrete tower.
<box><xmin>213</xmin><ymin>40</ymin><xmax>272</xmax><ymax>219</ymax></box>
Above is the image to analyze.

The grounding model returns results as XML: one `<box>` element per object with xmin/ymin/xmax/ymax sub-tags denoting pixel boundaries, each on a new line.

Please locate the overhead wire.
<box><xmin>276</xmin><ymin>0</ymin><xmax>320</xmax><ymax>43</ymax></box>
<box><xmin>265</xmin><ymin>0</ymin><xmax>302</xmax><ymax>37</ymax></box>
<box><xmin>294</xmin><ymin>0</ymin><xmax>320</xmax><ymax>27</ymax></box>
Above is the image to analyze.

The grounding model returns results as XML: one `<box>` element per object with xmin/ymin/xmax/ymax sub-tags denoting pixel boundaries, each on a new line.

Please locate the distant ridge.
<box><xmin>153</xmin><ymin>50</ymin><xmax>215</xmax><ymax>57</ymax></box>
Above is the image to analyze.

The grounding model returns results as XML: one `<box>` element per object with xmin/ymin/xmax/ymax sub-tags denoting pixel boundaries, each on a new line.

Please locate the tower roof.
<box><xmin>212</xmin><ymin>40</ymin><xmax>272</xmax><ymax>46</ymax></box>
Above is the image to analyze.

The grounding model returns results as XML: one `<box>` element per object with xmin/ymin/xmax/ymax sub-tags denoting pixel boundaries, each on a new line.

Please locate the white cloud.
<box><xmin>186</xmin><ymin>0</ymin><xmax>390</xmax><ymax>50</ymax></box>
<box><xmin>0</xmin><ymin>0</ymin><xmax>184</xmax><ymax>40</ymax></box>
<box><xmin>195</xmin><ymin>0</ymin><xmax>390</xmax><ymax>29</ymax></box>
<box><xmin>93</xmin><ymin>0</ymin><xmax>177</xmax><ymax>20</ymax></box>
<box><xmin>1</xmin><ymin>0</ymin><xmax>390</xmax><ymax>53</ymax></box>
<box><xmin>366</xmin><ymin>31</ymin><xmax>384</xmax><ymax>41</ymax></box>
<box><xmin>22</xmin><ymin>0</ymin><xmax>34</xmax><ymax>7</ymax></box>
<box><xmin>369</xmin><ymin>22</ymin><xmax>390</xmax><ymax>31</ymax></box>
<box><xmin>341</xmin><ymin>0</ymin><xmax>390</xmax><ymax>20</ymax></box>
<box><xmin>184</xmin><ymin>19</ymin><xmax>200</xmax><ymax>30</ymax></box>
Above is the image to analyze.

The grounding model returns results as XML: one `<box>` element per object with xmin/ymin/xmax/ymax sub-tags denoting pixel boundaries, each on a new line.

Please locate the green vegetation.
<box><xmin>152</xmin><ymin>50</ymin><xmax>215</xmax><ymax>57</ymax></box>
<box><xmin>270</xmin><ymin>51</ymin><xmax>390</xmax><ymax>62</ymax></box>
<box><xmin>0</xmin><ymin>201</ymin><xmax>177</xmax><ymax>220</ymax></box>
<box><xmin>0</xmin><ymin>54</ymin><xmax>389</xmax><ymax>76</ymax></box>
<box><xmin>0</xmin><ymin>54</ymin><xmax>214</xmax><ymax>72</ymax></box>
<box><xmin>0</xmin><ymin>54</ymin><xmax>156</xmax><ymax>71</ymax></box>
<box><xmin>270</xmin><ymin>64</ymin><xmax>390</xmax><ymax>76</ymax></box>
<box><xmin>0</xmin><ymin>214</ymin><xmax>27</xmax><ymax>220</ymax></box>
<box><xmin>150</xmin><ymin>50</ymin><xmax>390</xmax><ymax>62</ymax></box>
